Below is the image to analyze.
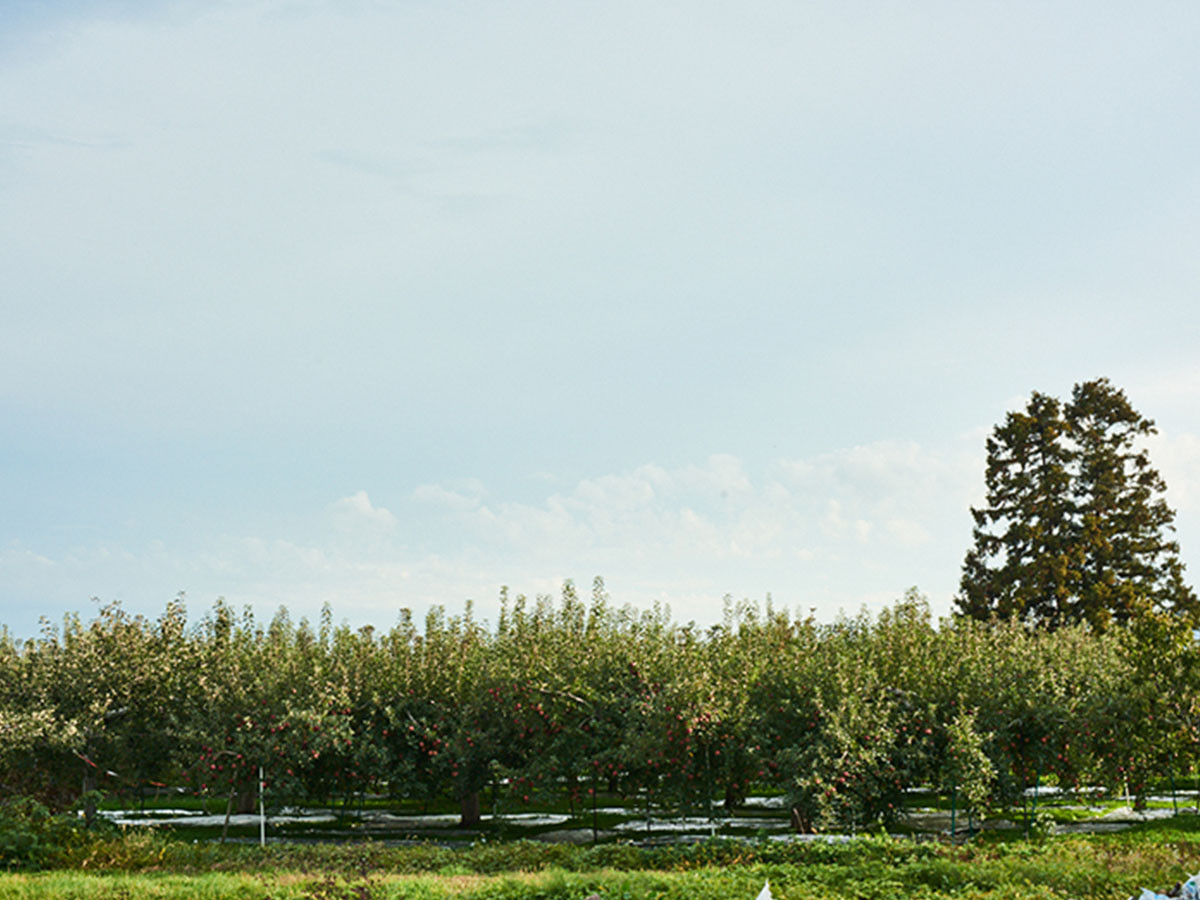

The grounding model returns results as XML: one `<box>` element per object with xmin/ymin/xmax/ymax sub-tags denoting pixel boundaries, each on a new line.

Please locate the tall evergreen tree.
<box><xmin>958</xmin><ymin>392</ymin><xmax>1080</xmax><ymax>627</ymax></box>
<box><xmin>957</xmin><ymin>378</ymin><xmax>1197</xmax><ymax>631</ymax></box>
<box><xmin>1066</xmin><ymin>379</ymin><xmax>1198</xmax><ymax>628</ymax></box>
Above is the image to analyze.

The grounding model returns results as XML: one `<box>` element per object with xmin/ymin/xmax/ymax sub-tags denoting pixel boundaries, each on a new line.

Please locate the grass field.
<box><xmin>4</xmin><ymin>816</ymin><xmax>1200</xmax><ymax>899</ymax></box>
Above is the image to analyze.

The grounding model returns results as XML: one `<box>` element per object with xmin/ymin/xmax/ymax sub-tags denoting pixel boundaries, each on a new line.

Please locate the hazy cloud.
<box><xmin>330</xmin><ymin>491</ymin><xmax>397</xmax><ymax>530</ymax></box>
<box><xmin>4</xmin><ymin>1</ymin><xmax>1200</xmax><ymax>638</ymax></box>
<box><xmin>0</xmin><ymin>441</ymin><xmax>983</xmax><ymax>635</ymax></box>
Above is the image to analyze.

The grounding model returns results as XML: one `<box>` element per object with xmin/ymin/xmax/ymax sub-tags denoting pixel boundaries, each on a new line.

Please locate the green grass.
<box><xmin>0</xmin><ymin>862</ymin><xmax>1171</xmax><ymax>899</ymax></box>
<box><xmin>4</xmin><ymin>819</ymin><xmax>1200</xmax><ymax>898</ymax></box>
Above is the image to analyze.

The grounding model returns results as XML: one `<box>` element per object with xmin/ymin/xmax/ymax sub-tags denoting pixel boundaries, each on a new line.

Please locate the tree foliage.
<box><xmin>958</xmin><ymin>378</ymin><xmax>1197</xmax><ymax>631</ymax></box>
<box><xmin>4</xmin><ymin>584</ymin><xmax>1200</xmax><ymax>833</ymax></box>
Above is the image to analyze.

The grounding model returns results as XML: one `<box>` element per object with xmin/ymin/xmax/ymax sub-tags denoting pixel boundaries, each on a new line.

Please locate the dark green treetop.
<box><xmin>957</xmin><ymin>378</ymin><xmax>1197</xmax><ymax>631</ymax></box>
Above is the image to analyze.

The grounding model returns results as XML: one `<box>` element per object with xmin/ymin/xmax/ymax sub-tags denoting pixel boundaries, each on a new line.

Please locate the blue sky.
<box><xmin>3</xmin><ymin>0</ymin><xmax>1200</xmax><ymax>638</ymax></box>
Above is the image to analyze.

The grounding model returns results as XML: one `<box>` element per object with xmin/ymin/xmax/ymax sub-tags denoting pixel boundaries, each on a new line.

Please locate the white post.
<box><xmin>259</xmin><ymin>766</ymin><xmax>266</xmax><ymax>847</ymax></box>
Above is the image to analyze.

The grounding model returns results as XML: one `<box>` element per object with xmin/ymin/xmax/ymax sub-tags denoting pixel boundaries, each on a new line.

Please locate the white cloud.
<box><xmin>3</xmin><ymin>1</ymin><xmax>1200</xmax><ymax>647</ymax></box>
<box><xmin>886</xmin><ymin>518</ymin><xmax>932</xmax><ymax>548</ymax></box>
<box><xmin>374</xmin><ymin>442</ymin><xmax>975</xmax><ymax>615</ymax></box>
<box><xmin>854</xmin><ymin>520</ymin><xmax>873</xmax><ymax>544</ymax></box>
<box><xmin>413</xmin><ymin>480</ymin><xmax>485</xmax><ymax>512</ymax></box>
<box><xmin>1</xmin><ymin>542</ymin><xmax>55</xmax><ymax>569</ymax></box>
<box><xmin>820</xmin><ymin>499</ymin><xmax>848</xmax><ymax>539</ymax></box>
<box><xmin>1146</xmin><ymin>431</ymin><xmax>1200</xmax><ymax>514</ymax></box>
<box><xmin>0</xmin><ymin>442</ymin><xmax>982</xmax><ymax>636</ymax></box>
<box><xmin>330</xmin><ymin>490</ymin><xmax>397</xmax><ymax>529</ymax></box>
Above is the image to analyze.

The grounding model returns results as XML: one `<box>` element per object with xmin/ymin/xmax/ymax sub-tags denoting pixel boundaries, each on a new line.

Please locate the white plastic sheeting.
<box><xmin>1135</xmin><ymin>872</ymin><xmax>1200</xmax><ymax>900</ymax></box>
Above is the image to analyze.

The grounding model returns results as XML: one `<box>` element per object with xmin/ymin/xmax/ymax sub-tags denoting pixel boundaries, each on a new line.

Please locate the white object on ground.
<box><xmin>755</xmin><ymin>880</ymin><xmax>773</xmax><ymax>900</ymax></box>
<box><xmin>1135</xmin><ymin>872</ymin><xmax>1200</xmax><ymax>900</ymax></box>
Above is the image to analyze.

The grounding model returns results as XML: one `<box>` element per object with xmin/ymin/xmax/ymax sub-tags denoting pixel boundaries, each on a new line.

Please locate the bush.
<box><xmin>0</xmin><ymin>797</ymin><xmax>92</xmax><ymax>870</ymax></box>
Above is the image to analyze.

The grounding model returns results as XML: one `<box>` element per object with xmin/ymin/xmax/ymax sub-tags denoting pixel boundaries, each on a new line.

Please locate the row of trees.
<box><xmin>2</xmin><ymin>378</ymin><xmax>1194</xmax><ymax>833</ymax></box>
<box><xmin>3</xmin><ymin>585</ymin><xmax>1198</xmax><ymax>832</ymax></box>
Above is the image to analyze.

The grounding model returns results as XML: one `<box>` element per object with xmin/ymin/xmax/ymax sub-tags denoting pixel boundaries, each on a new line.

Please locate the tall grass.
<box><xmin>4</xmin><ymin>821</ymin><xmax>1199</xmax><ymax>899</ymax></box>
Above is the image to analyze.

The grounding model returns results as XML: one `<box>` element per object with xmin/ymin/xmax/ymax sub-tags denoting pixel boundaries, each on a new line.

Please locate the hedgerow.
<box><xmin>2</xmin><ymin>583</ymin><xmax>1197</xmax><ymax>835</ymax></box>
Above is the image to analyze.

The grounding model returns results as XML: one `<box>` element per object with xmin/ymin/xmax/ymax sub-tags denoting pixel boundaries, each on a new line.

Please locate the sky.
<box><xmin>3</xmin><ymin>0</ymin><xmax>1200</xmax><ymax>639</ymax></box>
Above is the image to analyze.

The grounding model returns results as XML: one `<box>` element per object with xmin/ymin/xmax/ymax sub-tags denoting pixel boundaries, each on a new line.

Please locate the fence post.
<box><xmin>706</xmin><ymin>745</ymin><xmax>714</xmax><ymax>832</ymax></box>
<box><xmin>1027</xmin><ymin>766</ymin><xmax>1039</xmax><ymax>838</ymax></box>
<box><xmin>950</xmin><ymin>784</ymin><xmax>956</xmax><ymax>840</ymax></box>
<box><xmin>259</xmin><ymin>766</ymin><xmax>266</xmax><ymax>848</ymax></box>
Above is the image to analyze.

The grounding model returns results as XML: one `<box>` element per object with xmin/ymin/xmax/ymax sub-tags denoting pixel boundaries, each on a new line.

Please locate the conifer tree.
<box><xmin>958</xmin><ymin>392</ymin><xmax>1079</xmax><ymax>626</ymax></box>
<box><xmin>1066</xmin><ymin>379</ymin><xmax>1197</xmax><ymax>628</ymax></box>
<box><xmin>957</xmin><ymin>378</ymin><xmax>1197</xmax><ymax>630</ymax></box>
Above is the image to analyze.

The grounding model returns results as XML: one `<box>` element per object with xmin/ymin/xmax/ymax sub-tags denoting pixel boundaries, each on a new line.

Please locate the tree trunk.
<box><xmin>236</xmin><ymin>787</ymin><xmax>257</xmax><ymax>814</ymax></box>
<box><xmin>724</xmin><ymin>782</ymin><xmax>744</xmax><ymax>812</ymax></box>
<box><xmin>459</xmin><ymin>790</ymin><xmax>482</xmax><ymax>827</ymax></box>
<box><xmin>221</xmin><ymin>789</ymin><xmax>235</xmax><ymax>842</ymax></box>
<box><xmin>791</xmin><ymin>804</ymin><xmax>814</xmax><ymax>834</ymax></box>
<box><xmin>81</xmin><ymin>773</ymin><xmax>97</xmax><ymax>826</ymax></box>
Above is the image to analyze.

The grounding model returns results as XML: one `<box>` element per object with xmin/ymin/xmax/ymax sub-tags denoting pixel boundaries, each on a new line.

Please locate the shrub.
<box><xmin>0</xmin><ymin>797</ymin><xmax>92</xmax><ymax>870</ymax></box>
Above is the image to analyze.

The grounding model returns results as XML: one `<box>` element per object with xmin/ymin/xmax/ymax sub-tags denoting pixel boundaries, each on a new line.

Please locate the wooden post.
<box><xmin>259</xmin><ymin>766</ymin><xmax>266</xmax><ymax>847</ymax></box>
<box><xmin>950</xmin><ymin>784</ymin><xmax>957</xmax><ymax>840</ymax></box>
